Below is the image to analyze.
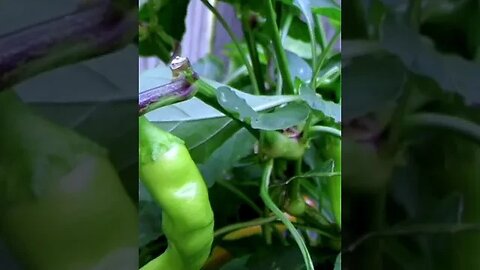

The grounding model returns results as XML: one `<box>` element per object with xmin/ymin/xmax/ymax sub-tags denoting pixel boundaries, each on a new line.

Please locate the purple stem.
<box><xmin>139</xmin><ymin>77</ymin><xmax>197</xmax><ymax>115</ymax></box>
<box><xmin>0</xmin><ymin>1</ymin><xmax>136</xmax><ymax>89</ymax></box>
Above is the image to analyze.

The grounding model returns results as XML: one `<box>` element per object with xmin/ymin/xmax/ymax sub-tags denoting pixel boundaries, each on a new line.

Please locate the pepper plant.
<box><xmin>139</xmin><ymin>0</ymin><xmax>342</xmax><ymax>269</ymax></box>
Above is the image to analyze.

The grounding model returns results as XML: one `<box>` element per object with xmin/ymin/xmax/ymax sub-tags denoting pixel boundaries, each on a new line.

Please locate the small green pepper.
<box><xmin>139</xmin><ymin>116</ymin><xmax>214</xmax><ymax>270</ymax></box>
<box><xmin>261</xmin><ymin>131</ymin><xmax>305</xmax><ymax>160</ymax></box>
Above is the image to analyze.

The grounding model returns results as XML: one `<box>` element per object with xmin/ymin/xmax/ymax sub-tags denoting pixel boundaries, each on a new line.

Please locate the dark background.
<box><xmin>0</xmin><ymin>0</ymin><xmax>138</xmax><ymax>269</ymax></box>
<box><xmin>342</xmin><ymin>0</ymin><xmax>480</xmax><ymax>269</ymax></box>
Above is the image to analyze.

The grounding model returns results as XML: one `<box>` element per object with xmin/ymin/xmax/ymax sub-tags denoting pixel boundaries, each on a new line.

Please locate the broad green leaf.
<box><xmin>289</xmin><ymin>0</ymin><xmax>341</xmax><ymax>30</ymax></box>
<box><xmin>284</xmin><ymin>36</ymin><xmax>313</xmax><ymax>59</ymax></box>
<box><xmin>342</xmin><ymin>40</ymin><xmax>382</xmax><ymax>61</ymax></box>
<box><xmin>381</xmin><ymin>14</ymin><xmax>480</xmax><ymax>104</ymax></box>
<box><xmin>159</xmin><ymin>117</ymin><xmax>241</xmax><ymax>163</ymax></box>
<box><xmin>311</xmin><ymin>0</ymin><xmax>341</xmax><ymax>23</ymax></box>
<box><xmin>216</xmin><ymin>86</ymin><xmax>310</xmax><ymax>130</ymax></box>
<box><xmin>252</xmin><ymin>102</ymin><xmax>311</xmax><ymax>130</ymax></box>
<box><xmin>286</xmin><ymin>50</ymin><xmax>313</xmax><ymax>82</ymax></box>
<box><xmin>219</xmin><ymin>255</ymin><xmax>250</xmax><ymax>270</ymax></box>
<box><xmin>199</xmin><ymin>129</ymin><xmax>256</xmax><ymax>187</ymax></box>
<box><xmin>342</xmin><ymin>55</ymin><xmax>406</xmax><ymax>121</ymax></box>
<box><xmin>299</xmin><ymin>83</ymin><xmax>341</xmax><ymax>122</ymax></box>
<box><xmin>216</xmin><ymin>86</ymin><xmax>258</xmax><ymax>123</ymax></box>
<box><xmin>139</xmin><ymin>0</ymin><xmax>148</xmax><ymax>7</ymax></box>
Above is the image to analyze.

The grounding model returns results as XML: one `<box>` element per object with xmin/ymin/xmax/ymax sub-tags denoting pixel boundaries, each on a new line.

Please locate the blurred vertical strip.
<box><xmin>139</xmin><ymin>0</ymin><xmax>215</xmax><ymax>72</ymax></box>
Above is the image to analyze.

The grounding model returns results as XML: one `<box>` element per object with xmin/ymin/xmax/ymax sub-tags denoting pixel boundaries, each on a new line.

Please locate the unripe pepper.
<box><xmin>139</xmin><ymin>116</ymin><xmax>214</xmax><ymax>270</ymax></box>
<box><xmin>0</xmin><ymin>91</ymin><xmax>137</xmax><ymax>269</ymax></box>
<box><xmin>261</xmin><ymin>131</ymin><xmax>305</xmax><ymax>160</ymax></box>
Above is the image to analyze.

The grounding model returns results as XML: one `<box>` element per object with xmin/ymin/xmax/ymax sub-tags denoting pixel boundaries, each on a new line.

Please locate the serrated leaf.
<box><xmin>299</xmin><ymin>83</ymin><xmax>341</xmax><ymax>122</ymax></box>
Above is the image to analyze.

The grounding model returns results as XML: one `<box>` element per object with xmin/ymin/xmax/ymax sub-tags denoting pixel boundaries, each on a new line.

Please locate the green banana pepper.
<box><xmin>139</xmin><ymin>116</ymin><xmax>214</xmax><ymax>270</ymax></box>
<box><xmin>0</xmin><ymin>91</ymin><xmax>137</xmax><ymax>269</ymax></box>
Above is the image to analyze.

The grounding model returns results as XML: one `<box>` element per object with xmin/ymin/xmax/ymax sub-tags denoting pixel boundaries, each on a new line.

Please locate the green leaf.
<box><xmin>284</xmin><ymin>36</ymin><xmax>314</xmax><ymax>59</ymax></box>
<box><xmin>286</xmin><ymin>50</ymin><xmax>313</xmax><ymax>82</ymax></box>
<box><xmin>216</xmin><ymin>86</ymin><xmax>310</xmax><ymax>130</ymax></box>
<box><xmin>139</xmin><ymin>0</ymin><xmax>190</xmax><ymax>62</ymax></box>
<box><xmin>253</xmin><ymin>102</ymin><xmax>310</xmax><ymax>130</ymax></box>
<box><xmin>381</xmin><ymin>14</ymin><xmax>480</xmax><ymax>104</ymax></box>
<box><xmin>342</xmin><ymin>55</ymin><xmax>406</xmax><ymax>121</ymax></box>
<box><xmin>219</xmin><ymin>255</ymin><xmax>250</xmax><ymax>270</ymax></box>
<box><xmin>159</xmin><ymin>117</ymin><xmax>241</xmax><ymax>164</ymax></box>
<box><xmin>216</xmin><ymin>86</ymin><xmax>258</xmax><ymax>123</ymax></box>
<box><xmin>199</xmin><ymin>129</ymin><xmax>256</xmax><ymax>187</ymax></box>
<box><xmin>311</xmin><ymin>0</ymin><xmax>341</xmax><ymax>23</ymax></box>
<box><xmin>334</xmin><ymin>253</ymin><xmax>341</xmax><ymax>270</ymax></box>
<box><xmin>299</xmin><ymin>83</ymin><xmax>341</xmax><ymax>122</ymax></box>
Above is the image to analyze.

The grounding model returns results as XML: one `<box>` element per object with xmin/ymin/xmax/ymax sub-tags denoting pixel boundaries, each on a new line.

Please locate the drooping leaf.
<box><xmin>252</xmin><ymin>102</ymin><xmax>311</xmax><ymax>130</ymax></box>
<box><xmin>381</xmin><ymin>14</ymin><xmax>480</xmax><ymax>104</ymax></box>
<box><xmin>299</xmin><ymin>82</ymin><xmax>341</xmax><ymax>122</ymax></box>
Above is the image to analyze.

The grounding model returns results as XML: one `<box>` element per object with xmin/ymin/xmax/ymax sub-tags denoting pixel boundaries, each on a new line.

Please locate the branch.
<box><xmin>345</xmin><ymin>223</ymin><xmax>480</xmax><ymax>253</ymax></box>
<box><xmin>0</xmin><ymin>1</ymin><xmax>136</xmax><ymax>89</ymax></box>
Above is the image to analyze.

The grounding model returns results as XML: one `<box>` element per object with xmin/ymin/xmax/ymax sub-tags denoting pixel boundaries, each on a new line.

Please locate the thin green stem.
<box><xmin>407</xmin><ymin>0</ymin><xmax>422</xmax><ymax>30</ymax></box>
<box><xmin>276</xmin><ymin>13</ymin><xmax>293</xmax><ymax>95</ymax></box>
<box><xmin>292</xmin><ymin>222</ymin><xmax>338</xmax><ymax>240</ymax></box>
<box><xmin>313</xmin><ymin>29</ymin><xmax>341</xmax><ymax>85</ymax></box>
<box><xmin>346</xmin><ymin>222</ymin><xmax>480</xmax><ymax>253</ymax></box>
<box><xmin>285</xmin><ymin>172</ymin><xmax>341</xmax><ymax>185</ymax></box>
<box><xmin>222</xmin><ymin>66</ymin><xmax>248</xmax><ymax>85</ymax></box>
<box><xmin>307</xmin><ymin>18</ymin><xmax>317</xmax><ymax>90</ymax></box>
<box><xmin>281</xmin><ymin>14</ymin><xmax>293</xmax><ymax>45</ymax></box>
<box><xmin>200</xmin><ymin>0</ymin><xmax>260</xmax><ymax>95</ymax></box>
<box><xmin>309</xmin><ymin>125</ymin><xmax>342</xmax><ymax>138</ymax></box>
<box><xmin>260</xmin><ymin>159</ymin><xmax>315</xmax><ymax>270</ymax></box>
<box><xmin>313</xmin><ymin>15</ymin><xmax>327</xmax><ymax>50</ymax></box>
<box><xmin>404</xmin><ymin>113</ymin><xmax>480</xmax><ymax>144</ymax></box>
<box><xmin>214</xmin><ymin>216</ymin><xmax>278</xmax><ymax>238</ymax></box>
<box><xmin>241</xmin><ymin>10</ymin><xmax>265</xmax><ymax>94</ymax></box>
<box><xmin>264</xmin><ymin>0</ymin><xmax>294</xmax><ymax>94</ymax></box>
<box><xmin>217</xmin><ymin>180</ymin><xmax>263</xmax><ymax>215</ymax></box>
